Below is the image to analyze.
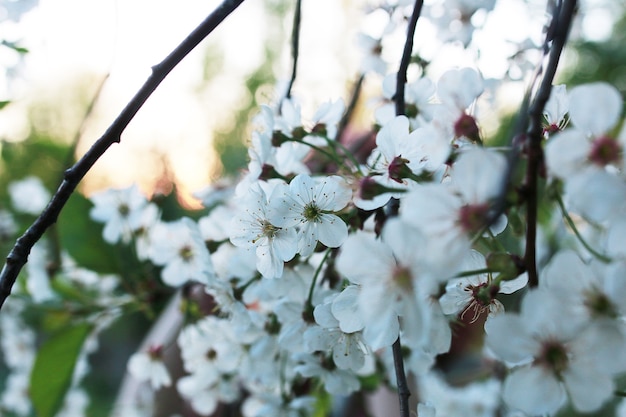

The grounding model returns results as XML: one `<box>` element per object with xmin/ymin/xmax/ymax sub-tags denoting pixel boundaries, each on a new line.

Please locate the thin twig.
<box><xmin>487</xmin><ymin>0</ymin><xmax>562</xmax><ymax>229</ymax></box>
<box><xmin>284</xmin><ymin>0</ymin><xmax>302</xmax><ymax>101</ymax></box>
<box><xmin>390</xmin><ymin>2</ymin><xmax>424</xmax><ymax>416</ymax></box>
<box><xmin>337</xmin><ymin>74</ymin><xmax>365</xmax><ymax>142</ymax></box>
<box><xmin>392</xmin><ymin>337</ymin><xmax>411</xmax><ymax>417</ymax></box>
<box><xmin>524</xmin><ymin>0</ymin><xmax>577</xmax><ymax>288</ymax></box>
<box><xmin>395</xmin><ymin>0</ymin><xmax>424</xmax><ymax>118</ymax></box>
<box><xmin>0</xmin><ymin>0</ymin><xmax>247</xmax><ymax>311</ymax></box>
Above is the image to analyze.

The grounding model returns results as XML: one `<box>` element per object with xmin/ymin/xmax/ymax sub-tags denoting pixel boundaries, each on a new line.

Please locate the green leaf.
<box><xmin>56</xmin><ymin>192</ymin><xmax>119</xmax><ymax>274</ymax></box>
<box><xmin>30</xmin><ymin>322</ymin><xmax>92</xmax><ymax>417</ymax></box>
<box><xmin>1</xmin><ymin>40</ymin><xmax>29</xmax><ymax>54</ymax></box>
<box><xmin>0</xmin><ymin>100</ymin><xmax>10</xmax><ymax>110</ymax></box>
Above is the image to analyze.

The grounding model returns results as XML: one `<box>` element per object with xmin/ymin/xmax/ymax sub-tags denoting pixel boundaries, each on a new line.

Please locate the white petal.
<box><xmin>453</xmin><ymin>148</ymin><xmax>507</xmax><ymax>203</ymax></box>
<box><xmin>317</xmin><ymin>214</ymin><xmax>348</xmax><ymax>248</ymax></box>
<box><xmin>544</xmin><ymin>130</ymin><xmax>590</xmax><ymax>179</ymax></box>
<box><xmin>332</xmin><ymin>286</ymin><xmax>364</xmax><ymax>333</ymax></box>
<box><xmin>485</xmin><ymin>314</ymin><xmax>537</xmax><ymax>363</ymax></box>
<box><xmin>565</xmin><ymin>169</ymin><xmax>626</xmax><ymax>223</ymax></box>
<box><xmin>563</xmin><ymin>363</ymin><xmax>614</xmax><ymax>412</ymax></box>
<box><xmin>569</xmin><ymin>82</ymin><xmax>622</xmax><ymax>136</ymax></box>
<box><xmin>503</xmin><ymin>366</ymin><xmax>566</xmax><ymax>416</ymax></box>
<box><xmin>336</xmin><ymin>231</ymin><xmax>395</xmax><ymax>285</ymax></box>
<box><xmin>376</xmin><ymin>116</ymin><xmax>409</xmax><ymax>160</ymax></box>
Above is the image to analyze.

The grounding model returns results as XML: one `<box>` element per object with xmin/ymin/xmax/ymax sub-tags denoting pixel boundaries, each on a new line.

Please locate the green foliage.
<box><xmin>30</xmin><ymin>322</ymin><xmax>93</xmax><ymax>417</ymax></box>
<box><xmin>1</xmin><ymin>40</ymin><xmax>29</xmax><ymax>54</ymax></box>
<box><xmin>56</xmin><ymin>192</ymin><xmax>119</xmax><ymax>274</ymax></box>
<box><xmin>560</xmin><ymin>13</ymin><xmax>626</xmax><ymax>96</ymax></box>
<box><xmin>0</xmin><ymin>137</ymin><xmax>69</xmax><ymax>201</ymax></box>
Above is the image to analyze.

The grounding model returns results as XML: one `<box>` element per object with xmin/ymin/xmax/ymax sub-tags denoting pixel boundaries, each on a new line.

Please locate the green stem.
<box><xmin>289</xmin><ymin>137</ymin><xmax>341</xmax><ymax>164</ymax></box>
<box><xmin>454</xmin><ymin>268</ymin><xmax>494</xmax><ymax>278</ymax></box>
<box><xmin>554</xmin><ymin>193</ymin><xmax>612</xmax><ymax>263</ymax></box>
<box><xmin>325</xmin><ymin>137</ymin><xmax>364</xmax><ymax>175</ymax></box>
<box><xmin>306</xmin><ymin>248</ymin><xmax>332</xmax><ymax>310</ymax></box>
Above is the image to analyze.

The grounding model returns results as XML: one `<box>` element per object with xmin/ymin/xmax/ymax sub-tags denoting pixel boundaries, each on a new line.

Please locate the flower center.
<box><xmin>302</xmin><ymin>202</ymin><xmax>322</xmax><ymax>223</ymax></box>
<box><xmin>392</xmin><ymin>265</ymin><xmax>413</xmax><ymax>291</ymax></box>
<box><xmin>148</xmin><ymin>345</ymin><xmax>164</xmax><ymax>360</ymax></box>
<box><xmin>588</xmin><ymin>135</ymin><xmax>622</xmax><ymax>167</ymax></box>
<box><xmin>206</xmin><ymin>348</ymin><xmax>217</xmax><ymax>361</ymax></box>
<box><xmin>454</xmin><ymin>113</ymin><xmax>480</xmax><ymax>143</ymax></box>
<box><xmin>261</xmin><ymin>220</ymin><xmax>279</xmax><ymax>239</ymax></box>
<box><xmin>179</xmin><ymin>245</ymin><xmax>194</xmax><ymax>262</ymax></box>
<box><xmin>461</xmin><ymin>282</ymin><xmax>499</xmax><ymax>322</ymax></box>
<box><xmin>537</xmin><ymin>340</ymin><xmax>569</xmax><ymax>376</ymax></box>
<box><xmin>388</xmin><ymin>156</ymin><xmax>412</xmax><ymax>183</ymax></box>
<box><xmin>457</xmin><ymin>203</ymin><xmax>490</xmax><ymax>234</ymax></box>
<box><xmin>118</xmin><ymin>203</ymin><xmax>130</xmax><ymax>217</ymax></box>
<box><xmin>584</xmin><ymin>287</ymin><xmax>618</xmax><ymax>318</ymax></box>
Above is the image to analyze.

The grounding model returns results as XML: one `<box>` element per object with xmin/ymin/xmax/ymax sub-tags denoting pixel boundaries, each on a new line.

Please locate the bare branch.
<box><xmin>284</xmin><ymin>0</ymin><xmax>302</xmax><ymax>102</ymax></box>
<box><xmin>391</xmin><ymin>2</ymin><xmax>424</xmax><ymax>417</ymax></box>
<box><xmin>524</xmin><ymin>0</ymin><xmax>577</xmax><ymax>287</ymax></box>
<box><xmin>0</xmin><ymin>0</ymin><xmax>247</xmax><ymax>311</ymax></box>
<box><xmin>395</xmin><ymin>0</ymin><xmax>424</xmax><ymax>118</ymax></box>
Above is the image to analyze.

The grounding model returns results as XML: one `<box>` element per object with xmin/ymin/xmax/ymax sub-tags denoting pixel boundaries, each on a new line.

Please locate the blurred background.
<box><xmin>1</xmin><ymin>0</ymin><xmax>626</xmax><ymax>416</ymax></box>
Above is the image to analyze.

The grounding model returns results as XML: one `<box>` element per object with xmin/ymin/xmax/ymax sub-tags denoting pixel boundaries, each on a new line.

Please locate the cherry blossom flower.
<box><xmin>541</xmin><ymin>250</ymin><xmax>626</xmax><ymax>371</ymax></box>
<box><xmin>374</xmin><ymin>74</ymin><xmax>437</xmax><ymax>127</ymax></box>
<box><xmin>335</xmin><ymin>218</ymin><xmax>436</xmax><ymax>350</ymax></box>
<box><xmin>9</xmin><ymin>176</ymin><xmax>50</xmax><ymax>215</ymax></box>
<box><xmin>439</xmin><ymin>250</ymin><xmax>527</xmax><ymax>324</ymax></box>
<box><xmin>400</xmin><ymin>147</ymin><xmax>507</xmax><ymax>276</ymax></box>
<box><xmin>177</xmin><ymin>373</ymin><xmax>239</xmax><ymax>416</ymax></box>
<box><xmin>90</xmin><ymin>184</ymin><xmax>150</xmax><ymax>244</ymax></box>
<box><xmin>304</xmin><ymin>99</ymin><xmax>345</xmax><ymax>145</ymax></box>
<box><xmin>127</xmin><ymin>345</ymin><xmax>172</xmax><ymax>390</ymax></box>
<box><xmin>367</xmin><ymin>115</ymin><xmax>448</xmax><ymax>186</ymax></box>
<box><xmin>543</xmin><ymin>84</ymin><xmax>569</xmax><ymax>135</ymax></box>
<box><xmin>304</xmin><ymin>295</ymin><xmax>369</xmax><ymax>372</ymax></box>
<box><xmin>487</xmin><ymin>289</ymin><xmax>618</xmax><ymax>415</ymax></box>
<box><xmin>230</xmin><ymin>181</ymin><xmax>298</xmax><ymax>279</ymax></box>
<box><xmin>417</xmin><ymin>371</ymin><xmax>501</xmax><ymax>417</ymax></box>
<box><xmin>148</xmin><ymin>218</ymin><xmax>214</xmax><ymax>287</ymax></box>
<box><xmin>269</xmin><ymin>174</ymin><xmax>351</xmax><ymax>256</ymax></box>
<box><xmin>545</xmin><ymin>82</ymin><xmax>626</xmax><ymax>222</ymax></box>
<box><xmin>433</xmin><ymin>67</ymin><xmax>484</xmax><ymax>143</ymax></box>
<box><xmin>293</xmin><ymin>352</ymin><xmax>361</xmax><ymax>396</ymax></box>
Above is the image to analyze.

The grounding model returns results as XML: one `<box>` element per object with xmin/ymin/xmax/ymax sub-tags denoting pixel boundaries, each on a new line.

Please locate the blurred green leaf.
<box><xmin>56</xmin><ymin>192</ymin><xmax>119</xmax><ymax>274</ymax></box>
<box><xmin>30</xmin><ymin>322</ymin><xmax>92</xmax><ymax>417</ymax></box>
<box><xmin>1</xmin><ymin>40</ymin><xmax>29</xmax><ymax>54</ymax></box>
<box><xmin>0</xmin><ymin>100</ymin><xmax>10</xmax><ymax>110</ymax></box>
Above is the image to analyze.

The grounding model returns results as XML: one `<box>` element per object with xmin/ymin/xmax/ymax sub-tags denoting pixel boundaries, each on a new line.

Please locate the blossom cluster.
<box><xmin>1</xmin><ymin>1</ymin><xmax>626</xmax><ymax>417</ymax></box>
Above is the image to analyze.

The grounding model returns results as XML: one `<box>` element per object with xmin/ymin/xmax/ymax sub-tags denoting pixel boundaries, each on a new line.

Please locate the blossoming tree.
<box><xmin>2</xmin><ymin>0</ymin><xmax>626</xmax><ymax>416</ymax></box>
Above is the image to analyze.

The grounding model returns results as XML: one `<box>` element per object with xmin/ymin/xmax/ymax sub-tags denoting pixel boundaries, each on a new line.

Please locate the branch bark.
<box><xmin>391</xmin><ymin>2</ymin><xmax>424</xmax><ymax>416</ymax></box>
<box><xmin>0</xmin><ymin>0</ymin><xmax>247</xmax><ymax>311</ymax></box>
<box><xmin>524</xmin><ymin>0</ymin><xmax>577</xmax><ymax>287</ymax></box>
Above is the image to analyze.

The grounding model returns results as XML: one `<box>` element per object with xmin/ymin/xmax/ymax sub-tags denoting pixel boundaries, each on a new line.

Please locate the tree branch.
<box><xmin>395</xmin><ymin>0</ymin><xmax>424</xmax><ymax>118</ymax></box>
<box><xmin>0</xmin><ymin>0</ymin><xmax>247</xmax><ymax>311</ymax></box>
<box><xmin>284</xmin><ymin>0</ymin><xmax>302</xmax><ymax>102</ymax></box>
<box><xmin>524</xmin><ymin>0</ymin><xmax>577</xmax><ymax>288</ymax></box>
<box><xmin>391</xmin><ymin>3</ymin><xmax>424</xmax><ymax>417</ymax></box>
<box><xmin>392</xmin><ymin>337</ymin><xmax>411</xmax><ymax>417</ymax></box>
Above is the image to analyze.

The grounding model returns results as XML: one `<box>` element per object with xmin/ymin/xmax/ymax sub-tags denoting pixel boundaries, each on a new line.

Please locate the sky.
<box><xmin>0</xmin><ymin>0</ymin><xmax>620</xmax><ymax>204</ymax></box>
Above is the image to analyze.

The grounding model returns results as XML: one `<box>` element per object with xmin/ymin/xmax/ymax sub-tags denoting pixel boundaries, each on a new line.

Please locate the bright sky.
<box><xmin>1</xmin><ymin>0</ymin><xmax>356</xmax><ymax>204</ymax></box>
<box><xmin>0</xmin><ymin>0</ymin><xmax>619</xmax><ymax>203</ymax></box>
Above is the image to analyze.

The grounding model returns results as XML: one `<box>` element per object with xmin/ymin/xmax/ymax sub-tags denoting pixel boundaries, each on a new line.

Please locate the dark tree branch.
<box><xmin>392</xmin><ymin>337</ymin><xmax>411</xmax><ymax>417</ymax></box>
<box><xmin>524</xmin><ymin>0</ymin><xmax>576</xmax><ymax>288</ymax></box>
<box><xmin>337</xmin><ymin>74</ymin><xmax>365</xmax><ymax>142</ymax></box>
<box><xmin>0</xmin><ymin>0</ymin><xmax>247</xmax><ymax>311</ymax></box>
<box><xmin>390</xmin><ymin>3</ymin><xmax>424</xmax><ymax>417</ymax></box>
<box><xmin>395</xmin><ymin>0</ymin><xmax>424</xmax><ymax>117</ymax></box>
<box><xmin>284</xmin><ymin>0</ymin><xmax>302</xmax><ymax>101</ymax></box>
